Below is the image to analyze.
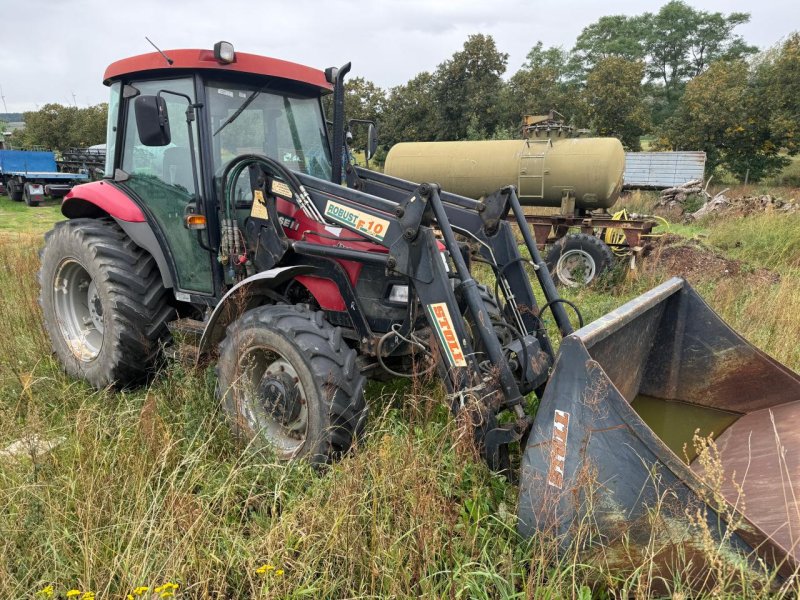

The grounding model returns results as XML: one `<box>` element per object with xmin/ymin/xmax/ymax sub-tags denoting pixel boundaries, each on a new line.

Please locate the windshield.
<box><xmin>206</xmin><ymin>80</ymin><xmax>332</xmax><ymax>180</ymax></box>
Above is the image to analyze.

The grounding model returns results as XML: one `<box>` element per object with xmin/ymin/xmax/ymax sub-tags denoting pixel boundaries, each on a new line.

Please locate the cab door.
<box><xmin>119</xmin><ymin>77</ymin><xmax>214</xmax><ymax>295</ymax></box>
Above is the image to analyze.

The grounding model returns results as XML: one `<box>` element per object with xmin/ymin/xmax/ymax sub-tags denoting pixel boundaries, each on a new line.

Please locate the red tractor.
<box><xmin>38</xmin><ymin>42</ymin><xmax>800</xmax><ymax>577</ymax></box>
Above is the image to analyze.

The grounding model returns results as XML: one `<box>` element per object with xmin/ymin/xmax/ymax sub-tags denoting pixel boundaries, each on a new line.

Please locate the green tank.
<box><xmin>384</xmin><ymin>137</ymin><xmax>625</xmax><ymax>210</ymax></box>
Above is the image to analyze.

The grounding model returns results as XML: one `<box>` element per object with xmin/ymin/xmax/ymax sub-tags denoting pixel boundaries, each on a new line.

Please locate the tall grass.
<box><xmin>0</xmin><ymin>212</ymin><xmax>798</xmax><ymax>598</ymax></box>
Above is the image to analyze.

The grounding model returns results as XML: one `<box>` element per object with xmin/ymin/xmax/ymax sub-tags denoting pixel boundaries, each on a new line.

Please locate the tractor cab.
<box><xmin>94</xmin><ymin>44</ymin><xmax>339</xmax><ymax>299</ymax></box>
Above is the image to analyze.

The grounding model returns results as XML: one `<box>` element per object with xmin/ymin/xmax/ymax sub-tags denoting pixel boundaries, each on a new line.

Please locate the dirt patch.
<box><xmin>647</xmin><ymin>234</ymin><xmax>780</xmax><ymax>285</ymax></box>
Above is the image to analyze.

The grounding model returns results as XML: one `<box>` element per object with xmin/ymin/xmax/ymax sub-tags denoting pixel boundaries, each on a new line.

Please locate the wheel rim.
<box><xmin>236</xmin><ymin>347</ymin><xmax>309</xmax><ymax>457</ymax></box>
<box><xmin>53</xmin><ymin>259</ymin><xmax>104</xmax><ymax>361</ymax></box>
<box><xmin>555</xmin><ymin>249</ymin><xmax>596</xmax><ymax>287</ymax></box>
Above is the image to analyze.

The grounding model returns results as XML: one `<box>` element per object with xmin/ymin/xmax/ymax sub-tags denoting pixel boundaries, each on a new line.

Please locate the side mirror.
<box><xmin>134</xmin><ymin>95</ymin><xmax>171</xmax><ymax>146</ymax></box>
<box><xmin>366</xmin><ymin>123</ymin><xmax>379</xmax><ymax>161</ymax></box>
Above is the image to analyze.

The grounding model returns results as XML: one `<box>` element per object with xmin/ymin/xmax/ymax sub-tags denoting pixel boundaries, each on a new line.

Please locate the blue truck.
<box><xmin>0</xmin><ymin>149</ymin><xmax>89</xmax><ymax>206</ymax></box>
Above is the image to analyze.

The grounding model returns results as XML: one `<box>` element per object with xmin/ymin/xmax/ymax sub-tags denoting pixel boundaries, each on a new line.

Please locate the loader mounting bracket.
<box><xmin>478</xmin><ymin>186</ymin><xmax>513</xmax><ymax>235</ymax></box>
<box><xmin>484</xmin><ymin>417</ymin><xmax>531</xmax><ymax>473</ymax></box>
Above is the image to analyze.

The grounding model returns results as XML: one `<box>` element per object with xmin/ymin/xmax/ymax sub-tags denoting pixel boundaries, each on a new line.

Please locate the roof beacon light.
<box><xmin>214</xmin><ymin>41</ymin><xmax>235</xmax><ymax>64</ymax></box>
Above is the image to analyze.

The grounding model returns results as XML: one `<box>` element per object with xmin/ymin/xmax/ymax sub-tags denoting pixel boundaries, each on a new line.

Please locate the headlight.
<box><xmin>388</xmin><ymin>285</ymin><xmax>409</xmax><ymax>304</ymax></box>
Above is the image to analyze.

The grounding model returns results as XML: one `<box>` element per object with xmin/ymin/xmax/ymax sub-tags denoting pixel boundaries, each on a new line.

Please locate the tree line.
<box><xmin>8</xmin><ymin>103</ymin><xmax>107</xmax><ymax>151</ymax></box>
<box><xmin>11</xmin><ymin>2</ymin><xmax>799</xmax><ymax>183</ymax></box>
<box><xmin>346</xmin><ymin>2</ymin><xmax>799</xmax><ymax>182</ymax></box>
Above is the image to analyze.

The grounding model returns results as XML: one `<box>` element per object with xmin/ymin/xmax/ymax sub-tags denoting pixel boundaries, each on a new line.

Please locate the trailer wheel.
<box><xmin>39</xmin><ymin>218</ymin><xmax>175</xmax><ymax>388</ymax></box>
<box><xmin>23</xmin><ymin>183</ymin><xmax>39</xmax><ymax>207</ymax></box>
<box><xmin>546</xmin><ymin>233</ymin><xmax>615</xmax><ymax>287</ymax></box>
<box><xmin>9</xmin><ymin>182</ymin><xmax>23</xmax><ymax>202</ymax></box>
<box><xmin>216</xmin><ymin>304</ymin><xmax>366</xmax><ymax>464</ymax></box>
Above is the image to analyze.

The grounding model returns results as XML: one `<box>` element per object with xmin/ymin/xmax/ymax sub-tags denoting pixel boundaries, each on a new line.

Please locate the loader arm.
<box><xmin>238</xmin><ymin>155</ymin><xmax>562</xmax><ymax>466</ymax></box>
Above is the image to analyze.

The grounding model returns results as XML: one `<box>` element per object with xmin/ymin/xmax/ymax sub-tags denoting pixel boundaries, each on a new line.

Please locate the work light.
<box><xmin>214</xmin><ymin>41</ymin><xmax>235</xmax><ymax>64</ymax></box>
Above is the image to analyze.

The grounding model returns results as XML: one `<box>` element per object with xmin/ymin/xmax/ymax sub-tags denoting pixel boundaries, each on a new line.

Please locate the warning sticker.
<box><xmin>250</xmin><ymin>189</ymin><xmax>268</xmax><ymax>220</ymax></box>
<box><xmin>426</xmin><ymin>302</ymin><xmax>467</xmax><ymax>368</ymax></box>
<box><xmin>270</xmin><ymin>180</ymin><xmax>292</xmax><ymax>199</ymax></box>
<box><xmin>324</xmin><ymin>200</ymin><xmax>390</xmax><ymax>241</ymax></box>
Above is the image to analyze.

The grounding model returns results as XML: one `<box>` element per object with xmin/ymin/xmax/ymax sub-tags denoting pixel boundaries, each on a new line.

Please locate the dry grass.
<box><xmin>0</xmin><ymin>207</ymin><xmax>798</xmax><ymax>598</ymax></box>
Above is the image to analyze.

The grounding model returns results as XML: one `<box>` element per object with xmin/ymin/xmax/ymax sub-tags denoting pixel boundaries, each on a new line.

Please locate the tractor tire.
<box><xmin>545</xmin><ymin>233</ymin><xmax>615</xmax><ymax>287</ymax></box>
<box><xmin>9</xmin><ymin>184</ymin><xmax>23</xmax><ymax>202</ymax></box>
<box><xmin>23</xmin><ymin>184</ymin><xmax>39</xmax><ymax>207</ymax></box>
<box><xmin>216</xmin><ymin>304</ymin><xmax>367</xmax><ymax>464</ymax></box>
<box><xmin>39</xmin><ymin>218</ymin><xmax>175</xmax><ymax>389</ymax></box>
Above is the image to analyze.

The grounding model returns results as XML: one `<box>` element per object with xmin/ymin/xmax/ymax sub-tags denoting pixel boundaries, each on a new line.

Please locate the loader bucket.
<box><xmin>518</xmin><ymin>277</ymin><xmax>800</xmax><ymax>582</ymax></box>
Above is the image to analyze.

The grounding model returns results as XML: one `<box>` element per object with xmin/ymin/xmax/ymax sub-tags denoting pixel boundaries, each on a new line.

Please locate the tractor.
<box><xmin>39</xmin><ymin>42</ymin><xmax>800</xmax><ymax>580</ymax></box>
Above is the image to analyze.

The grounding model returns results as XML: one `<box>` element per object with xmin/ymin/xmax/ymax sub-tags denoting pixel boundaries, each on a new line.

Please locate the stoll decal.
<box><xmin>324</xmin><ymin>200</ymin><xmax>390</xmax><ymax>241</ymax></box>
<box><xmin>426</xmin><ymin>302</ymin><xmax>467</xmax><ymax>368</ymax></box>
<box><xmin>547</xmin><ymin>410</ymin><xmax>570</xmax><ymax>489</ymax></box>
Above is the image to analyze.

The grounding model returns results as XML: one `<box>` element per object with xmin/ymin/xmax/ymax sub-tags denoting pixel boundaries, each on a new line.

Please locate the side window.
<box><xmin>122</xmin><ymin>78</ymin><xmax>199</xmax><ymax>195</ymax></box>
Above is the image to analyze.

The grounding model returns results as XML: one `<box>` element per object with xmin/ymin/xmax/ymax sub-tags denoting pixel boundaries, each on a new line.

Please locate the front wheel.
<box><xmin>39</xmin><ymin>218</ymin><xmax>175</xmax><ymax>388</ymax></box>
<box><xmin>545</xmin><ymin>233</ymin><xmax>615</xmax><ymax>287</ymax></box>
<box><xmin>216</xmin><ymin>304</ymin><xmax>366</xmax><ymax>464</ymax></box>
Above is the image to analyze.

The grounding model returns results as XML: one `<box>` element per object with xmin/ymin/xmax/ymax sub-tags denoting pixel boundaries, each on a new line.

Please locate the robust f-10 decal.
<box><xmin>324</xmin><ymin>200</ymin><xmax>389</xmax><ymax>241</ymax></box>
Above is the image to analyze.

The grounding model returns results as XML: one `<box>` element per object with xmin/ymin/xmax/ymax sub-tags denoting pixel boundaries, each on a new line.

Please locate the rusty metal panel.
<box><xmin>623</xmin><ymin>151</ymin><xmax>706</xmax><ymax>189</ymax></box>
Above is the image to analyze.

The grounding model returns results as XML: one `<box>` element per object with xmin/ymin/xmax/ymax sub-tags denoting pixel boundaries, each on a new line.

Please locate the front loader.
<box><xmin>38</xmin><ymin>43</ymin><xmax>800</xmax><ymax>582</ymax></box>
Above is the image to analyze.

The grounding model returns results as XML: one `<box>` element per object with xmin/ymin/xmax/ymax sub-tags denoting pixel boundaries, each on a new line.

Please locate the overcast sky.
<box><xmin>0</xmin><ymin>0</ymin><xmax>797</xmax><ymax>113</ymax></box>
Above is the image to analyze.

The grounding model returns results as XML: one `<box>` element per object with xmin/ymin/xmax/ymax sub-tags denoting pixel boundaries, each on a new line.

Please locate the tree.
<box><xmin>643</xmin><ymin>1</ymin><xmax>756</xmax><ymax>121</ymax></box>
<box><xmin>757</xmin><ymin>33</ymin><xmax>800</xmax><ymax>157</ymax></box>
<box><xmin>570</xmin><ymin>2</ymin><xmax>757</xmax><ymax>124</ymax></box>
<box><xmin>340</xmin><ymin>76</ymin><xmax>385</xmax><ymax>151</ymax></box>
<box><xmin>584</xmin><ymin>58</ymin><xmax>650</xmax><ymax>150</ymax></box>
<box><xmin>658</xmin><ymin>60</ymin><xmax>789</xmax><ymax>181</ymax></box>
<box><xmin>573</xmin><ymin>15</ymin><xmax>649</xmax><ymax>72</ymax></box>
<box><xmin>380</xmin><ymin>71</ymin><xmax>439</xmax><ymax>147</ymax></box>
<box><xmin>431</xmin><ymin>34</ymin><xmax>508</xmax><ymax>140</ymax></box>
<box><xmin>500</xmin><ymin>42</ymin><xmax>587</xmax><ymax>131</ymax></box>
<box><xmin>14</xmin><ymin>103</ymin><xmax>107</xmax><ymax>150</ymax></box>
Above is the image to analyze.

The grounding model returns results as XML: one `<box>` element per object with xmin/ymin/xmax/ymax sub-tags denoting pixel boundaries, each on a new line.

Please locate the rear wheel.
<box><xmin>39</xmin><ymin>218</ymin><xmax>175</xmax><ymax>388</ymax></box>
<box><xmin>216</xmin><ymin>304</ymin><xmax>366</xmax><ymax>464</ymax></box>
<box><xmin>546</xmin><ymin>233</ymin><xmax>615</xmax><ymax>287</ymax></box>
<box><xmin>9</xmin><ymin>182</ymin><xmax>23</xmax><ymax>202</ymax></box>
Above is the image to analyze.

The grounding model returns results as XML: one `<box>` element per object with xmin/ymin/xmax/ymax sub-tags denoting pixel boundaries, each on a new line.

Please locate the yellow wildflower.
<box><xmin>275</xmin><ymin>569</ymin><xmax>284</xmax><ymax>576</ymax></box>
<box><xmin>255</xmin><ymin>564</ymin><xmax>275</xmax><ymax>575</ymax></box>
<box><xmin>37</xmin><ymin>586</ymin><xmax>54</xmax><ymax>598</ymax></box>
<box><xmin>66</xmin><ymin>592</ymin><xmax>82</xmax><ymax>598</ymax></box>
<box><xmin>155</xmin><ymin>582</ymin><xmax>179</xmax><ymax>597</ymax></box>
<box><xmin>127</xmin><ymin>596</ymin><xmax>135</xmax><ymax>600</ymax></box>
<box><xmin>80</xmin><ymin>593</ymin><xmax>95</xmax><ymax>600</ymax></box>
<box><xmin>133</xmin><ymin>587</ymin><xmax>150</xmax><ymax>595</ymax></box>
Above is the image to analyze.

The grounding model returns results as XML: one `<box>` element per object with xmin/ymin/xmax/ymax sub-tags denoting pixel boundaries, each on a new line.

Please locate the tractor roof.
<box><xmin>103</xmin><ymin>49</ymin><xmax>332</xmax><ymax>92</ymax></box>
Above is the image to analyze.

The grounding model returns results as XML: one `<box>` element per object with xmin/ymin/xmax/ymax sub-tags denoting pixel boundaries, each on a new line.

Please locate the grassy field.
<box><xmin>0</xmin><ymin>195</ymin><xmax>64</xmax><ymax>235</ymax></box>
<box><xmin>0</xmin><ymin>190</ymin><xmax>798</xmax><ymax>599</ymax></box>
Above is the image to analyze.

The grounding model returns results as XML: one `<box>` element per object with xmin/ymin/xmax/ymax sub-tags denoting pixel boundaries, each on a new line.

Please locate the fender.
<box><xmin>62</xmin><ymin>181</ymin><xmax>145</xmax><ymax>222</ymax></box>
<box><xmin>61</xmin><ymin>180</ymin><xmax>175</xmax><ymax>289</ymax></box>
<box><xmin>197</xmin><ymin>265</ymin><xmax>318</xmax><ymax>356</ymax></box>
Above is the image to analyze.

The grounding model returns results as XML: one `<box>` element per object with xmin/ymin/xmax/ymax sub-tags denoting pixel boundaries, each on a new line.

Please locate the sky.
<box><xmin>0</xmin><ymin>0</ymin><xmax>797</xmax><ymax>113</ymax></box>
